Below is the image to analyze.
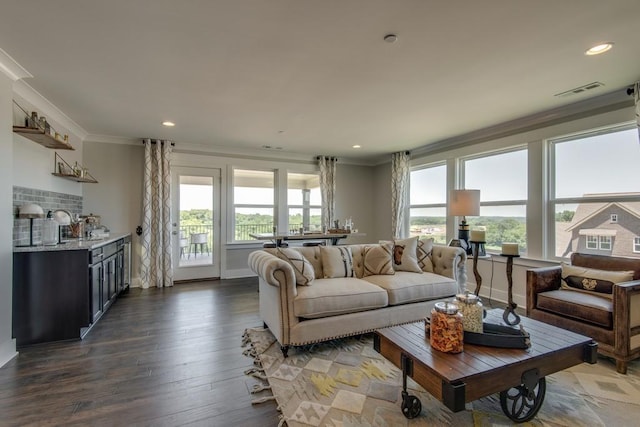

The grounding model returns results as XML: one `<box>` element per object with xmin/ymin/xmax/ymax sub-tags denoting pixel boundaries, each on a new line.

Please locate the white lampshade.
<box><xmin>448</xmin><ymin>190</ymin><xmax>480</xmax><ymax>216</ymax></box>
<box><xmin>19</xmin><ymin>203</ymin><xmax>45</xmax><ymax>219</ymax></box>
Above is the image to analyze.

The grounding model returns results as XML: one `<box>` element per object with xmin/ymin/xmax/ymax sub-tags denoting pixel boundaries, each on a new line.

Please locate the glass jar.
<box><xmin>430</xmin><ymin>302</ymin><xmax>464</xmax><ymax>353</ymax></box>
<box><xmin>454</xmin><ymin>292</ymin><xmax>484</xmax><ymax>333</ymax></box>
<box><xmin>43</xmin><ymin>211</ymin><xmax>59</xmax><ymax>246</ymax></box>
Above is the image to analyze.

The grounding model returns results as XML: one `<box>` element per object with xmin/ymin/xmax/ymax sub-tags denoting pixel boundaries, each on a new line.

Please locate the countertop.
<box><xmin>13</xmin><ymin>232</ymin><xmax>131</xmax><ymax>253</ymax></box>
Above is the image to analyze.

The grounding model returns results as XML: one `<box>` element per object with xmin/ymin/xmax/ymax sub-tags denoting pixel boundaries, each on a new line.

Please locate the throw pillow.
<box><xmin>275</xmin><ymin>247</ymin><xmax>315</xmax><ymax>286</ymax></box>
<box><xmin>417</xmin><ymin>237</ymin><xmax>434</xmax><ymax>273</ymax></box>
<box><xmin>391</xmin><ymin>236</ymin><xmax>422</xmax><ymax>273</ymax></box>
<box><xmin>560</xmin><ymin>262</ymin><xmax>634</xmax><ymax>297</ymax></box>
<box><xmin>320</xmin><ymin>246</ymin><xmax>355</xmax><ymax>278</ymax></box>
<box><xmin>363</xmin><ymin>243</ymin><xmax>395</xmax><ymax>277</ymax></box>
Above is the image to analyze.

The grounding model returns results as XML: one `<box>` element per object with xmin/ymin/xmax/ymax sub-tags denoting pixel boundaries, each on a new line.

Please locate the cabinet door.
<box><xmin>106</xmin><ymin>255</ymin><xmax>117</xmax><ymax>303</ymax></box>
<box><xmin>116</xmin><ymin>249</ymin><xmax>124</xmax><ymax>294</ymax></box>
<box><xmin>90</xmin><ymin>263</ymin><xmax>102</xmax><ymax>323</ymax></box>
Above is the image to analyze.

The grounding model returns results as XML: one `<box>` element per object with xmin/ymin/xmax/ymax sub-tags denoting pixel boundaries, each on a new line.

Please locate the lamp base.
<box><xmin>457</xmin><ymin>225</ymin><xmax>472</xmax><ymax>255</ymax></box>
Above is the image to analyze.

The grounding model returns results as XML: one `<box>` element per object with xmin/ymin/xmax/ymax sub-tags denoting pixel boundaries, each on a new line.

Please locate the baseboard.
<box><xmin>223</xmin><ymin>268</ymin><xmax>255</xmax><ymax>279</ymax></box>
<box><xmin>0</xmin><ymin>338</ymin><xmax>18</xmax><ymax>368</ymax></box>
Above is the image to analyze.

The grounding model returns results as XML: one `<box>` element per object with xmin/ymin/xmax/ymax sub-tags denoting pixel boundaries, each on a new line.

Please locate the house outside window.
<box><xmin>409</xmin><ymin>163</ymin><xmax>447</xmax><ymax>244</ymax></box>
<box><xmin>599</xmin><ymin>235</ymin><xmax>612</xmax><ymax>250</ymax></box>
<box><xmin>287</xmin><ymin>172</ymin><xmax>322</xmax><ymax>233</ymax></box>
<box><xmin>462</xmin><ymin>149</ymin><xmax>527</xmax><ymax>253</ymax></box>
<box><xmin>634</xmin><ymin>237</ymin><xmax>640</xmax><ymax>253</ymax></box>
<box><xmin>550</xmin><ymin>124</ymin><xmax>640</xmax><ymax>259</ymax></box>
<box><xmin>586</xmin><ymin>235</ymin><xmax>598</xmax><ymax>249</ymax></box>
<box><xmin>233</xmin><ymin>169</ymin><xmax>275</xmax><ymax>241</ymax></box>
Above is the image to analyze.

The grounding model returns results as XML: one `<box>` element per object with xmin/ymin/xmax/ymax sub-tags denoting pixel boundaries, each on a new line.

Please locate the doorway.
<box><xmin>171</xmin><ymin>167</ymin><xmax>221</xmax><ymax>281</ymax></box>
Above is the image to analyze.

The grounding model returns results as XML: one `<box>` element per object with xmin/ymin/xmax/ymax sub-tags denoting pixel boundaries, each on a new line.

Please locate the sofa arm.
<box><xmin>526</xmin><ymin>266</ymin><xmax>562</xmax><ymax>315</ymax></box>
<box><xmin>247</xmin><ymin>249</ymin><xmax>296</xmax><ymax>292</ymax></box>
<box><xmin>613</xmin><ymin>279</ymin><xmax>640</xmax><ymax>356</ymax></box>
<box><xmin>431</xmin><ymin>244</ymin><xmax>467</xmax><ymax>292</ymax></box>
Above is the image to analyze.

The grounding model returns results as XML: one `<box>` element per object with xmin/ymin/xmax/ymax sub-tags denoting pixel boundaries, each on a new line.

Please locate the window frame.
<box><xmin>408</xmin><ymin>162</ymin><xmax>448</xmax><ymax>243</ymax></box>
<box><xmin>547</xmin><ymin>122</ymin><xmax>639</xmax><ymax>259</ymax></box>
<box><xmin>634</xmin><ymin>237</ymin><xmax>640</xmax><ymax>254</ymax></box>
<box><xmin>286</xmin><ymin>171</ymin><xmax>322</xmax><ymax>233</ymax></box>
<box><xmin>460</xmin><ymin>146</ymin><xmax>528</xmax><ymax>254</ymax></box>
<box><xmin>231</xmin><ymin>168</ymin><xmax>277</xmax><ymax>243</ymax></box>
<box><xmin>599</xmin><ymin>235</ymin><xmax>612</xmax><ymax>251</ymax></box>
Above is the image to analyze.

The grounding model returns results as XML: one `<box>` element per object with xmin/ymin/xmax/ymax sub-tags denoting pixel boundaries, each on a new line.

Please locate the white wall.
<box><xmin>11</xmin><ymin>94</ymin><xmax>84</xmax><ymax>195</ymax></box>
<box><xmin>83</xmin><ymin>140</ymin><xmax>144</xmax><ymax>282</ymax></box>
<box><xmin>0</xmin><ymin>73</ymin><xmax>16</xmax><ymax>367</ymax></box>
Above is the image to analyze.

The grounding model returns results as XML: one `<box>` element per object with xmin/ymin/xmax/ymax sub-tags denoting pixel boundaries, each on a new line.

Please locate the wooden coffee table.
<box><xmin>374</xmin><ymin>309</ymin><xmax>597</xmax><ymax>422</ymax></box>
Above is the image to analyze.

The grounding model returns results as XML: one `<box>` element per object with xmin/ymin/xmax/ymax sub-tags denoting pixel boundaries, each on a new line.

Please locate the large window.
<box><xmin>233</xmin><ymin>169</ymin><xmax>275</xmax><ymax>241</ymax></box>
<box><xmin>409</xmin><ymin>164</ymin><xmax>447</xmax><ymax>244</ymax></box>
<box><xmin>463</xmin><ymin>149</ymin><xmax>528</xmax><ymax>253</ymax></box>
<box><xmin>287</xmin><ymin>172</ymin><xmax>322</xmax><ymax>233</ymax></box>
<box><xmin>550</xmin><ymin>125</ymin><xmax>640</xmax><ymax>259</ymax></box>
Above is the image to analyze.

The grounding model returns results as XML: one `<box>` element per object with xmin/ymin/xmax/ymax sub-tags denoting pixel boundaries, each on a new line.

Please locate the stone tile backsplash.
<box><xmin>13</xmin><ymin>186</ymin><xmax>83</xmax><ymax>246</ymax></box>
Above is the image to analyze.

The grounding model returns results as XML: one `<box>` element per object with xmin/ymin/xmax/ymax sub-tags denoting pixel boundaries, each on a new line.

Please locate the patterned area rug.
<box><xmin>242</xmin><ymin>327</ymin><xmax>640</xmax><ymax>426</ymax></box>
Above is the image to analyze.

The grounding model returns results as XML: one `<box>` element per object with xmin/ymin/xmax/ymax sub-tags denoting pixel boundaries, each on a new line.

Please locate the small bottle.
<box><xmin>29</xmin><ymin>111</ymin><xmax>38</xmax><ymax>128</ymax></box>
<box><xmin>430</xmin><ymin>302</ymin><xmax>464</xmax><ymax>353</ymax></box>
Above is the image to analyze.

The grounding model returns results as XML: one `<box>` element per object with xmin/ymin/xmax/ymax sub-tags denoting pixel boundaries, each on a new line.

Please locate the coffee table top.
<box><xmin>375</xmin><ymin>308</ymin><xmax>594</xmax><ymax>384</ymax></box>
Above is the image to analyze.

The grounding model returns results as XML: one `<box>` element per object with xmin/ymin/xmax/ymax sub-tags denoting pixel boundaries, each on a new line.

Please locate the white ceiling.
<box><xmin>1</xmin><ymin>1</ymin><xmax>639</xmax><ymax>163</ymax></box>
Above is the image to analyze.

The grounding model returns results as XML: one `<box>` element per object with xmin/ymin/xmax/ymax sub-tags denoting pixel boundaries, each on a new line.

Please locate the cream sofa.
<box><xmin>248</xmin><ymin>242</ymin><xmax>467</xmax><ymax>356</ymax></box>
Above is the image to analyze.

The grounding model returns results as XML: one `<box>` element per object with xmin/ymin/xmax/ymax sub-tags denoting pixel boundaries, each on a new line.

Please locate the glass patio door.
<box><xmin>171</xmin><ymin>167</ymin><xmax>221</xmax><ymax>281</ymax></box>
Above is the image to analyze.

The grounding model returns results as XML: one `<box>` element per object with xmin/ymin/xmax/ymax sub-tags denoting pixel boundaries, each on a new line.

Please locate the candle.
<box><xmin>502</xmin><ymin>243</ymin><xmax>519</xmax><ymax>256</ymax></box>
<box><xmin>470</xmin><ymin>229</ymin><xmax>485</xmax><ymax>242</ymax></box>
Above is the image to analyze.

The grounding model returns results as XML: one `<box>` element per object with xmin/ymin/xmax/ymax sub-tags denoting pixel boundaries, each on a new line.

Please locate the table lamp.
<box><xmin>18</xmin><ymin>203</ymin><xmax>45</xmax><ymax>246</ymax></box>
<box><xmin>448</xmin><ymin>189</ymin><xmax>480</xmax><ymax>254</ymax></box>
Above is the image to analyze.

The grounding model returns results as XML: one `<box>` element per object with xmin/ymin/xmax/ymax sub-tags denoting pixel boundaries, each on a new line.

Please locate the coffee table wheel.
<box><xmin>401</xmin><ymin>390</ymin><xmax>422</xmax><ymax>419</ymax></box>
<box><xmin>499</xmin><ymin>377</ymin><xmax>546</xmax><ymax>423</ymax></box>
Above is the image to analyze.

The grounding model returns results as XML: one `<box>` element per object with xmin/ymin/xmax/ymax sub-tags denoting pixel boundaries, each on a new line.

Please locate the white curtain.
<box><xmin>141</xmin><ymin>139</ymin><xmax>173</xmax><ymax>288</ymax></box>
<box><xmin>391</xmin><ymin>151</ymin><xmax>410</xmax><ymax>239</ymax></box>
<box><xmin>634</xmin><ymin>81</ymin><xmax>640</xmax><ymax>141</ymax></box>
<box><xmin>318</xmin><ymin>156</ymin><xmax>337</xmax><ymax>229</ymax></box>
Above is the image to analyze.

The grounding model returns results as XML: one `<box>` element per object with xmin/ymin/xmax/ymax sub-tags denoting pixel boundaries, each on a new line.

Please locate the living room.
<box><xmin>1</xmin><ymin>1</ymin><xmax>639</xmax><ymax>425</ymax></box>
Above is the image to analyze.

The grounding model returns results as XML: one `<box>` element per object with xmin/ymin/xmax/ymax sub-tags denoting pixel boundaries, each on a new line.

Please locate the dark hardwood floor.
<box><xmin>0</xmin><ymin>278</ymin><xmax>280</xmax><ymax>426</ymax></box>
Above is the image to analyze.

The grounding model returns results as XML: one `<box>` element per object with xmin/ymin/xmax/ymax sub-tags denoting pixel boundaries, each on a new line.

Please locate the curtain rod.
<box><xmin>142</xmin><ymin>139</ymin><xmax>175</xmax><ymax>146</ymax></box>
<box><xmin>316</xmin><ymin>156</ymin><xmax>338</xmax><ymax>161</ymax></box>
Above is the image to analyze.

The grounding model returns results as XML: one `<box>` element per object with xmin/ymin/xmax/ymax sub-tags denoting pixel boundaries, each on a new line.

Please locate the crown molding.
<box><xmin>13</xmin><ymin>80</ymin><xmax>88</xmax><ymax>140</ymax></box>
<box><xmin>0</xmin><ymin>48</ymin><xmax>32</xmax><ymax>81</ymax></box>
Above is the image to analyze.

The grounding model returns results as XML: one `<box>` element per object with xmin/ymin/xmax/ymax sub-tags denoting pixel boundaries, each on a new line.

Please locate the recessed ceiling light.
<box><xmin>352</xmin><ymin>145</ymin><xmax>361</xmax><ymax>149</ymax></box>
<box><xmin>383</xmin><ymin>34</ymin><xmax>398</xmax><ymax>43</ymax></box>
<box><xmin>585</xmin><ymin>42</ymin><xmax>613</xmax><ymax>56</ymax></box>
<box><xmin>162</xmin><ymin>121</ymin><xmax>175</xmax><ymax>127</ymax></box>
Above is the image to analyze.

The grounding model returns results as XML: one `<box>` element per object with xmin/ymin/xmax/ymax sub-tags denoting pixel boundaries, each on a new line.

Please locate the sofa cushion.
<box><xmin>417</xmin><ymin>238</ymin><xmax>434</xmax><ymax>273</ymax></box>
<box><xmin>537</xmin><ymin>289</ymin><xmax>613</xmax><ymax>328</ymax></box>
<box><xmin>320</xmin><ymin>246</ymin><xmax>355</xmax><ymax>278</ymax></box>
<box><xmin>561</xmin><ymin>262</ymin><xmax>634</xmax><ymax>298</ymax></box>
<box><xmin>362</xmin><ymin>271</ymin><xmax>457</xmax><ymax>305</ymax></box>
<box><xmin>363</xmin><ymin>243</ymin><xmax>395</xmax><ymax>276</ymax></box>
<box><xmin>274</xmin><ymin>247</ymin><xmax>315</xmax><ymax>285</ymax></box>
<box><xmin>293</xmin><ymin>278</ymin><xmax>388</xmax><ymax>319</ymax></box>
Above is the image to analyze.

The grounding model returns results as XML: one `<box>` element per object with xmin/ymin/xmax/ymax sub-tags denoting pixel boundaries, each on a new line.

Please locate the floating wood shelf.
<box><xmin>52</xmin><ymin>152</ymin><xmax>98</xmax><ymax>183</ymax></box>
<box><xmin>13</xmin><ymin>126</ymin><xmax>74</xmax><ymax>150</ymax></box>
<box><xmin>51</xmin><ymin>173</ymin><xmax>98</xmax><ymax>183</ymax></box>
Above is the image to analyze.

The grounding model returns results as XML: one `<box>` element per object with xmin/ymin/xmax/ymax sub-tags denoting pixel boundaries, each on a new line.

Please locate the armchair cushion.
<box><xmin>561</xmin><ymin>262</ymin><xmax>634</xmax><ymax>298</ymax></box>
<box><xmin>537</xmin><ymin>289</ymin><xmax>613</xmax><ymax>328</ymax></box>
